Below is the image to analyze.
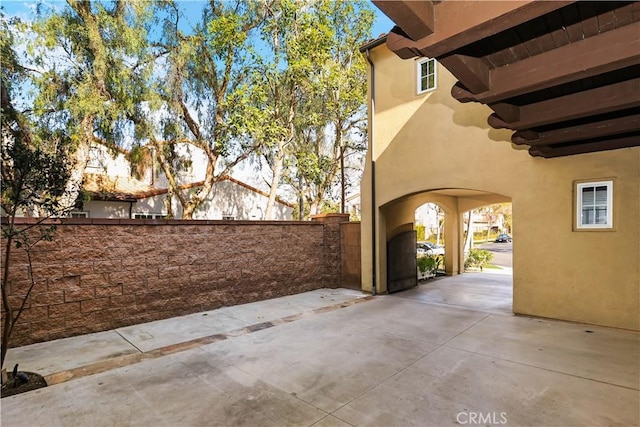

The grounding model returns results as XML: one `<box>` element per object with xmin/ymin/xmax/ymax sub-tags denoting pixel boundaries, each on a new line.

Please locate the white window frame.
<box><xmin>417</xmin><ymin>57</ymin><xmax>437</xmax><ymax>94</ymax></box>
<box><xmin>576</xmin><ymin>180</ymin><xmax>613</xmax><ymax>229</ymax></box>
<box><xmin>70</xmin><ymin>211</ymin><xmax>89</xmax><ymax>218</ymax></box>
<box><xmin>133</xmin><ymin>213</ymin><xmax>167</xmax><ymax>220</ymax></box>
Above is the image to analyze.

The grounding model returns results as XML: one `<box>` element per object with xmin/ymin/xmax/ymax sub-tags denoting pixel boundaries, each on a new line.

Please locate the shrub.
<box><xmin>464</xmin><ymin>249</ymin><xmax>494</xmax><ymax>271</ymax></box>
<box><xmin>417</xmin><ymin>254</ymin><xmax>443</xmax><ymax>280</ymax></box>
<box><xmin>417</xmin><ymin>255</ymin><xmax>437</xmax><ymax>274</ymax></box>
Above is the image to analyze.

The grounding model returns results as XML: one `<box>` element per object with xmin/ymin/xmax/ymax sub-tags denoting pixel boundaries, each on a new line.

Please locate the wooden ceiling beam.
<box><xmin>452</xmin><ymin>22</ymin><xmax>640</xmax><ymax>103</ymax></box>
<box><xmin>529</xmin><ymin>134</ymin><xmax>640</xmax><ymax>158</ymax></box>
<box><xmin>372</xmin><ymin>0</ymin><xmax>434</xmax><ymax>41</ymax></box>
<box><xmin>385</xmin><ymin>1</ymin><xmax>573</xmax><ymax>59</ymax></box>
<box><xmin>513</xmin><ymin>113</ymin><xmax>640</xmax><ymax>146</ymax></box>
<box><xmin>488</xmin><ymin>78</ymin><xmax>640</xmax><ymax>130</ymax></box>
<box><xmin>438</xmin><ymin>54</ymin><xmax>490</xmax><ymax>93</ymax></box>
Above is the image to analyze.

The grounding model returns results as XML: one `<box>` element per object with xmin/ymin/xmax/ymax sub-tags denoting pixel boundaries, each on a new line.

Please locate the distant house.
<box><xmin>75</xmin><ymin>144</ymin><xmax>294</xmax><ymax>220</ymax></box>
<box><xmin>345</xmin><ymin>193</ymin><xmax>361</xmax><ymax>220</ymax></box>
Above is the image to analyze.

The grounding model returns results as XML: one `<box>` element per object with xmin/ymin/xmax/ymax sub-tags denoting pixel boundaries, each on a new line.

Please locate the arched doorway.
<box><xmin>411</xmin><ymin>200</ymin><xmax>514</xmax><ymax>312</ymax></box>
<box><xmin>374</xmin><ymin>189</ymin><xmax>512</xmax><ymax>297</ymax></box>
<box><xmin>377</xmin><ymin>189</ymin><xmax>512</xmax><ymax>306</ymax></box>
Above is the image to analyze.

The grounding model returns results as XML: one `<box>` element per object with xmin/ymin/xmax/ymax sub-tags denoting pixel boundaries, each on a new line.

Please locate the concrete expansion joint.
<box><xmin>42</xmin><ymin>295</ymin><xmax>374</xmax><ymax>389</ymax></box>
<box><xmin>115</xmin><ymin>330</ymin><xmax>144</xmax><ymax>354</ymax></box>
<box><xmin>444</xmin><ymin>343</ymin><xmax>640</xmax><ymax>393</ymax></box>
<box><xmin>441</xmin><ymin>312</ymin><xmax>493</xmax><ymax>348</ymax></box>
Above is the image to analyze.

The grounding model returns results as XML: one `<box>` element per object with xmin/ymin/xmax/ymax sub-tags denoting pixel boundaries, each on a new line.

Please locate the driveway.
<box><xmin>2</xmin><ymin>287</ymin><xmax>638</xmax><ymax>427</ymax></box>
<box><xmin>476</xmin><ymin>241</ymin><xmax>512</xmax><ymax>268</ymax></box>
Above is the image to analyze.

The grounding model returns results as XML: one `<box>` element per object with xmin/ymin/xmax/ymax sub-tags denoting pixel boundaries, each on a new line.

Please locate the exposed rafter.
<box><xmin>382</xmin><ymin>1</ymin><xmax>574</xmax><ymax>58</ymax></box>
<box><xmin>513</xmin><ymin>113</ymin><xmax>640</xmax><ymax>146</ymax></box>
<box><xmin>373</xmin><ymin>0</ymin><xmax>434</xmax><ymax>41</ymax></box>
<box><xmin>487</xmin><ymin>78</ymin><xmax>640</xmax><ymax>130</ymax></box>
<box><xmin>529</xmin><ymin>133</ymin><xmax>640</xmax><ymax>158</ymax></box>
<box><xmin>450</xmin><ymin>22</ymin><xmax>640</xmax><ymax>104</ymax></box>
<box><xmin>375</xmin><ymin>0</ymin><xmax>640</xmax><ymax>158</ymax></box>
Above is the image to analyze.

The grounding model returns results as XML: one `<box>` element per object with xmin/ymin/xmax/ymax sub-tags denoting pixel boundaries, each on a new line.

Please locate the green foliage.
<box><xmin>1</xmin><ymin>133</ymin><xmax>73</xmax><ymax>217</ymax></box>
<box><xmin>1</xmin><ymin>23</ymin><xmax>76</xmax><ymax>373</ymax></box>
<box><xmin>1</xmin><ymin>13</ymin><xmax>75</xmax><ymax>219</ymax></box>
<box><xmin>417</xmin><ymin>256</ymin><xmax>436</xmax><ymax>274</ymax></box>
<box><xmin>417</xmin><ymin>254</ymin><xmax>442</xmax><ymax>279</ymax></box>
<box><xmin>415</xmin><ymin>224</ymin><xmax>426</xmax><ymax>241</ymax></box>
<box><xmin>7</xmin><ymin>0</ymin><xmax>376</xmax><ymax>219</ymax></box>
<box><xmin>464</xmin><ymin>249</ymin><xmax>494</xmax><ymax>272</ymax></box>
<box><xmin>28</xmin><ymin>1</ymin><xmax>156</xmax><ymax>148</ymax></box>
<box><xmin>267</xmin><ymin>0</ymin><xmax>374</xmax><ymax>217</ymax></box>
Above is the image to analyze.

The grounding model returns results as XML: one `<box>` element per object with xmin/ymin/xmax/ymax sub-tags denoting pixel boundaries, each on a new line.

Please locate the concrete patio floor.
<box><xmin>2</xmin><ymin>274</ymin><xmax>639</xmax><ymax>427</ymax></box>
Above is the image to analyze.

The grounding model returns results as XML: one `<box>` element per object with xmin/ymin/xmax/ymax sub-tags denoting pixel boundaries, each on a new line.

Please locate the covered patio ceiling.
<box><xmin>373</xmin><ymin>0</ymin><xmax>640</xmax><ymax>158</ymax></box>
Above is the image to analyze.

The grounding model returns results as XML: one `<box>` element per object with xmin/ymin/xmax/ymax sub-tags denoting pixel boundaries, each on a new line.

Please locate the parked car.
<box><xmin>417</xmin><ymin>242</ymin><xmax>445</xmax><ymax>256</ymax></box>
<box><xmin>495</xmin><ymin>233</ymin><xmax>512</xmax><ymax>243</ymax></box>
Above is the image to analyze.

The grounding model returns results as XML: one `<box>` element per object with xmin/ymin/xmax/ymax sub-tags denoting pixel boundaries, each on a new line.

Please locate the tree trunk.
<box><xmin>164</xmin><ymin>189</ymin><xmax>174</xmax><ymax>219</ymax></box>
<box><xmin>308</xmin><ymin>199</ymin><xmax>320</xmax><ymax>217</ymax></box>
<box><xmin>486</xmin><ymin>218</ymin><xmax>492</xmax><ymax>243</ymax></box>
<box><xmin>60</xmin><ymin>141</ymin><xmax>90</xmax><ymax>212</ymax></box>
<box><xmin>1</xmin><ymin>231</ymin><xmax>14</xmax><ymax>374</ymax></box>
<box><xmin>464</xmin><ymin>210</ymin><xmax>473</xmax><ymax>252</ymax></box>
<box><xmin>182</xmin><ymin>202</ymin><xmax>196</xmax><ymax>219</ymax></box>
<box><xmin>340</xmin><ymin>145</ymin><xmax>345</xmax><ymax>214</ymax></box>
<box><xmin>265</xmin><ymin>142</ymin><xmax>285</xmax><ymax>220</ymax></box>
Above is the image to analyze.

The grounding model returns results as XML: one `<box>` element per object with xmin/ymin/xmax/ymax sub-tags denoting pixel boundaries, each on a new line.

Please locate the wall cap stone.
<box><xmin>2</xmin><ymin>217</ymin><xmax>323</xmax><ymax>227</ymax></box>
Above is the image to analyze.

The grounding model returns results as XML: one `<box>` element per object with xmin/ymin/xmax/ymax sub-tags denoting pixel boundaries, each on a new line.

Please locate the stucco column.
<box><xmin>444</xmin><ymin>210</ymin><xmax>461</xmax><ymax>275</ymax></box>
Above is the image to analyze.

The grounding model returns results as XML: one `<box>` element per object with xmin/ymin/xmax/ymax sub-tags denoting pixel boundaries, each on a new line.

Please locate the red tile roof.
<box><xmin>83</xmin><ymin>174</ymin><xmax>294</xmax><ymax>208</ymax></box>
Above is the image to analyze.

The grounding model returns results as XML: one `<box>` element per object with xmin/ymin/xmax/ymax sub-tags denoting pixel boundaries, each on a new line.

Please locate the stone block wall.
<box><xmin>311</xmin><ymin>213</ymin><xmax>350</xmax><ymax>287</ymax></box>
<box><xmin>1</xmin><ymin>217</ymin><xmax>352</xmax><ymax>346</ymax></box>
<box><xmin>340</xmin><ymin>222</ymin><xmax>362</xmax><ymax>289</ymax></box>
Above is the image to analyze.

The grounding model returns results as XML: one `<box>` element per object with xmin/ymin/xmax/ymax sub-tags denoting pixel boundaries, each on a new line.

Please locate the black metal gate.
<box><xmin>387</xmin><ymin>230</ymin><xmax>417</xmax><ymax>293</ymax></box>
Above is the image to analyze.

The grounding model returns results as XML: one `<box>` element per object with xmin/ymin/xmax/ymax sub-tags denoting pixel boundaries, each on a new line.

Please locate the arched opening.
<box><xmin>378</xmin><ymin>188</ymin><xmax>513</xmax><ymax>312</ymax></box>
<box><xmin>461</xmin><ymin>202</ymin><xmax>512</xmax><ymax>275</ymax></box>
<box><xmin>414</xmin><ymin>201</ymin><xmax>513</xmax><ymax>313</ymax></box>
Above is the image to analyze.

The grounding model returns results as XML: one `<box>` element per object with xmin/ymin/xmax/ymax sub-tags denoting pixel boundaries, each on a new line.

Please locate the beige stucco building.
<box><xmin>78</xmin><ymin>143</ymin><xmax>294</xmax><ymax>220</ymax></box>
<box><xmin>360</xmin><ymin>40</ymin><xmax>639</xmax><ymax>331</ymax></box>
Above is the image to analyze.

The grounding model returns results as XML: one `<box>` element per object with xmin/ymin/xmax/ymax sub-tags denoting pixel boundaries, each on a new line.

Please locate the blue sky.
<box><xmin>1</xmin><ymin>0</ymin><xmax>394</xmax><ymax>39</ymax></box>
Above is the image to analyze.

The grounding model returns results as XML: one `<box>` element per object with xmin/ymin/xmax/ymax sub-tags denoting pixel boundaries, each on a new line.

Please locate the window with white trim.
<box><xmin>70</xmin><ymin>211</ymin><xmax>89</xmax><ymax>218</ymax></box>
<box><xmin>417</xmin><ymin>57</ymin><xmax>437</xmax><ymax>94</ymax></box>
<box><xmin>576</xmin><ymin>180</ymin><xmax>613</xmax><ymax>229</ymax></box>
<box><xmin>133</xmin><ymin>213</ymin><xmax>167</xmax><ymax>220</ymax></box>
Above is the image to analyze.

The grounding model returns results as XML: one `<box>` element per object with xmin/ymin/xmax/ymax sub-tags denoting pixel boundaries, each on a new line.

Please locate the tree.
<box><xmin>252</xmin><ymin>0</ymin><xmax>373</xmax><ymax>219</ymax></box>
<box><xmin>246</xmin><ymin>0</ymin><xmax>322</xmax><ymax>220</ymax></box>
<box><xmin>308</xmin><ymin>0</ymin><xmax>372</xmax><ymax>214</ymax></box>
<box><xmin>476</xmin><ymin>203</ymin><xmax>512</xmax><ymax>242</ymax></box>
<box><xmin>148</xmin><ymin>0</ymin><xmax>268</xmax><ymax>219</ymax></box>
<box><xmin>463</xmin><ymin>210</ymin><xmax>473</xmax><ymax>252</ymax></box>
<box><xmin>27</xmin><ymin>0</ymin><xmax>157</xmax><ymax>208</ymax></box>
<box><xmin>1</xmin><ymin>17</ymin><xmax>75</xmax><ymax>376</ymax></box>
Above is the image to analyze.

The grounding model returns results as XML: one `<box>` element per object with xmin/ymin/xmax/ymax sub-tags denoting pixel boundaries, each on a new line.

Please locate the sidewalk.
<box><xmin>4</xmin><ymin>288</ymin><xmax>369</xmax><ymax>386</ymax></box>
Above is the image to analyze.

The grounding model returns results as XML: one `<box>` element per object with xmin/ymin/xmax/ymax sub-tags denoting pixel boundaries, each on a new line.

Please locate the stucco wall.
<box><xmin>361</xmin><ymin>45</ymin><xmax>639</xmax><ymax>330</ymax></box>
<box><xmin>83</xmin><ymin>180</ymin><xmax>293</xmax><ymax>221</ymax></box>
<box><xmin>83</xmin><ymin>179</ymin><xmax>293</xmax><ymax>220</ymax></box>
<box><xmin>1</xmin><ymin>215</ymin><xmax>352</xmax><ymax>346</ymax></box>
